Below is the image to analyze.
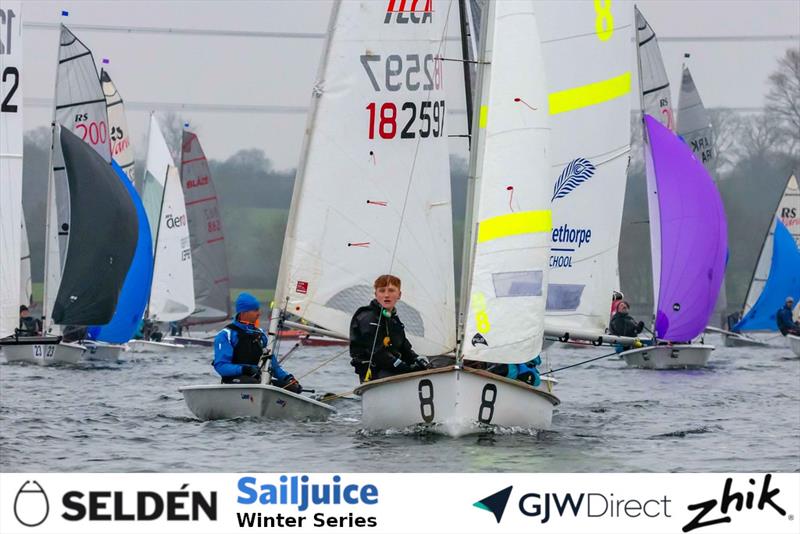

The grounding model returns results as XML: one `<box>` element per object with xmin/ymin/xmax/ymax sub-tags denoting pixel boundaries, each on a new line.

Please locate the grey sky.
<box><xmin>19</xmin><ymin>0</ymin><xmax>800</xmax><ymax>169</ymax></box>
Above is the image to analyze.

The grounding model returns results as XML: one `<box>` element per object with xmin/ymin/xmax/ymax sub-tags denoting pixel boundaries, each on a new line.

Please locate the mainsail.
<box><xmin>643</xmin><ymin>115</ymin><xmax>727</xmax><ymax>341</ymax></box>
<box><xmin>676</xmin><ymin>64</ymin><xmax>715</xmax><ymax>170</ymax></box>
<box><xmin>635</xmin><ymin>6</ymin><xmax>674</xmax><ymax>131</ymax></box>
<box><xmin>0</xmin><ymin>0</ymin><xmax>23</xmax><ymax>338</ymax></box>
<box><xmin>101</xmin><ymin>68</ymin><xmax>135</xmax><ymax>182</ymax></box>
<box><xmin>51</xmin><ymin>126</ymin><xmax>137</xmax><ymax>325</ymax></box>
<box><xmin>181</xmin><ymin>130</ymin><xmax>231</xmax><ymax>323</ymax></box>
<box><xmin>20</xmin><ymin>215</ymin><xmax>32</xmax><ymax>308</ymax></box>
<box><xmin>271</xmin><ymin>0</ymin><xmax>455</xmax><ymax>356</ymax></box>
<box><xmin>459</xmin><ymin>0</ymin><xmax>551</xmax><ymax>363</ymax></box>
<box><xmin>740</xmin><ymin>174</ymin><xmax>800</xmax><ymax>318</ymax></box>
<box><xmin>144</xmin><ymin>116</ymin><xmax>195</xmax><ymax>322</ymax></box>
<box><xmin>734</xmin><ymin>219</ymin><xmax>800</xmax><ymax>331</ymax></box>
<box><xmin>539</xmin><ymin>1</ymin><xmax>632</xmax><ymax>339</ymax></box>
<box><xmin>43</xmin><ymin>24</ymin><xmax>111</xmax><ymax>332</ymax></box>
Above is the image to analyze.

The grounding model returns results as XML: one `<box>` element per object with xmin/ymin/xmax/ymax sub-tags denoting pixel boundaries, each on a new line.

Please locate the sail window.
<box><xmin>492</xmin><ymin>271</ymin><xmax>543</xmax><ymax>298</ymax></box>
<box><xmin>545</xmin><ymin>283</ymin><xmax>585</xmax><ymax>311</ymax></box>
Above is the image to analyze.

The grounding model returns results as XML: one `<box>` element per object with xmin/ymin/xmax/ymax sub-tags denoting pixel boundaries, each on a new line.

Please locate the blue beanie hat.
<box><xmin>235</xmin><ymin>292</ymin><xmax>260</xmax><ymax>314</ymax></box>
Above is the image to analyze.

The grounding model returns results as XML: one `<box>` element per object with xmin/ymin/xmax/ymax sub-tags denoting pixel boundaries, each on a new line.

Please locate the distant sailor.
<box><xmin>17</xmin><ymin>305</ymin><xmax>41</xmax><ymax>336</ymax></box>
<box><xmin>609</xmin><ymin>301</ymin><xmax>646</xmax><ymax>337</ymax></box>
<box><xmin>610</xmin><ymin>290</ymin><xmax>624</xmax><ymax>317</ymax></box>
<box><xmin>349</xmin><ymin>275</ymin><xmax>430</xmax><ymax>383</ymax></box>
<box><xmin>776</xmin><ymin>296</ymin><xmax>800</xmax><ymax>336</ymax></box>
<box><xmin>213</xmin><ymin>292</ymin><xmax>301</xmax><ymax>392</ymax></box>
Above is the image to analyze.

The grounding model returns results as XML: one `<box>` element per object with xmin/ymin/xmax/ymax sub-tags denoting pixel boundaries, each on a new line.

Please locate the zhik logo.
<box><xmin>14</xmin><ymin>480</ymin><xmax>50</xmax><ymax>527</ymax></box>
<box><xmin>474</xmin><ymin>486</ymin><xmax>513</xmax><ymax>523</ymax></box>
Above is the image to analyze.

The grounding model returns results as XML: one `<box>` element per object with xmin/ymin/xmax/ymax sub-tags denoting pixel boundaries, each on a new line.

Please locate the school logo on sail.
<box><xmin>551</xmin><ymin>157</ymin><xmax>595</xmax><ymax>201</ymax></box>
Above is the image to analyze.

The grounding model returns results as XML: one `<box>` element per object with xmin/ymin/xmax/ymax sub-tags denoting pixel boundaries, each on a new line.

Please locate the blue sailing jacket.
<box><xmin>213</xmin><ymin>320</ymin><xmax>290</xmax><ymax>380</ymax></box>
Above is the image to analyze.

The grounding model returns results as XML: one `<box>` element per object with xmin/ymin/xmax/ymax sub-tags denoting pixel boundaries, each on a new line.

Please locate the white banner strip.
<box><xmin>1</xmin><ymin>473</ymin><xmax>798</xmax><ymax>534</ymax></box>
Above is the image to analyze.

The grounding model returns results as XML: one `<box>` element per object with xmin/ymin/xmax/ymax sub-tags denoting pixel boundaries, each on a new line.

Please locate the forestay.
<box><xmin>0</xmin><ymin>0</ymin><xmax>23</xmax><ymax>338</ymax></box>
<box><xmin>145</xmin><ymin>116</ymin><xmax>195</xmax><ymax>322</ymax></box>
<box><xmin>101</xmin><ymin>68</ymin><xmax>135</xmax><ymax>182</ymax></box>
<box><xmin>741</xmin><ymin>175</ymin><xmax>800</xmax><ymax>315</ymax></box>
<box><xmin>635</xmin><ymin>6</ymin><xmax>674</xmax><ymax>131</ymax></box>
<box><xmin>644</xmin><ymin>115</ymin><xmax>726</xmax><ymax>342</ymax></box>
<box><xmin>539</xmin><ymin>1</ymin><xmax>632</xmax><ymax>338</ymax></box>
<box><xmin>43</xmin><ymin>24</ymin><xmax>111</xmax><ymax>332</ymax></box>
<box><xmin>272</xmin><ymin>0</ymin><xmax>456</xmax><ymax>356</ymax></box>
<box><xmin>459</xmin><ymin>0</ymin><xmax>551</xmax><ymax>363</ymax></box>
<box><xmin>181</xmin><ymin>130</ymin><xmax>231</xmax><ymax>324</ymax></box>
<box><xmin>52</xmin><ymin>127</ymin><xmax>137</xmax><ymax>325</ymax></box>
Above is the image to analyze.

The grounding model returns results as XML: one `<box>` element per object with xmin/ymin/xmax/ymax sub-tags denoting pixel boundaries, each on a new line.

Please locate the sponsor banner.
<box><xmin>1</xmin><ymin>473</ymin><xmax>798</xmax><ymax>534</ymax></box>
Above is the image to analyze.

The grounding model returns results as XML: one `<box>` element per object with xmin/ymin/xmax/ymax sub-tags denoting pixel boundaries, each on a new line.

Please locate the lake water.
<box><xmin>1</xmin><ymin>335</ymin><xmax>798</xmax><ymax>472</ymax></box>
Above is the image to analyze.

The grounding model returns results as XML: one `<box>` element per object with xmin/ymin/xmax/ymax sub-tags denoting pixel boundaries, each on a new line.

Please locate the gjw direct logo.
<box><xmin>12</xmin><ymin>480</ymin><xmax>216</xmax><ymax>527</ymax></box>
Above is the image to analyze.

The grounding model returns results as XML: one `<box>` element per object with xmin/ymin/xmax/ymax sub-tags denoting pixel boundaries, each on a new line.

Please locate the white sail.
<box><xmin>540</xmin><ymin>1</ymin><xmax>632</xmax><ymax>339</ymax></box>
<box><xmin>145</xmin><ymin>116</ymin><xmax>195</xmax><ymax>322</ymax></box>
<box><xmin>101</xmin><ymin>68</ymin><xmax>135</xmax><ymax>182</ymax></box>
<box><xmin>634</xmin><ymin>6</ymin><xmax>674</xmax><ymax>131</ymax></box>
<box><xmin>743</xmin><ymin>175</ymin><xmax>800</xmax><ymax>313</ymax></box>
<box><xmin>272</xmin><ymin>0</ymin><xmax>456</xmax><ymax>355</ymax></box>
<box><xmin>43</xmin><ymin>24</ymin><xmax>110</xmax><ymax>331</ymax></box>
<box><xmin>0</xmin><ymin>0</ymin><xmax>23</xmax><ymax>338</ymax></box>
<box><xmin>20</xmin><ymin>213</ymin><xmax>31</xmax><ymax>307</ymax></box>
<box><xmin>460</xmin><ymin>0</ymin><xmax>551</xmax><ymax>363</ymax></box>
<box><xmin>677</xmin><ymin>64</ymin><xmax>715</xmax><ymax>171</ymax></box>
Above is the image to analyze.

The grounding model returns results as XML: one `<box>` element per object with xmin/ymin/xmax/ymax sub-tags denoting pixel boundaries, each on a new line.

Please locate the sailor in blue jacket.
<box><xmin>213</xmin><ymin>292</ymin><xmax>302</xmax><ymax>393</ymax></box>
<box><xmin>776</xmin><ymin>296</ymin><xmax>800</xmax><ymax>336</ymax></box>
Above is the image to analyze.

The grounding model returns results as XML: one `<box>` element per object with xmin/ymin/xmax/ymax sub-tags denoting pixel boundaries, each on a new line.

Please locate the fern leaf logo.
<box><xmin>551</xmin><ymin>157</ymin><xmax>595</xmax><ymax>201</ymax></box>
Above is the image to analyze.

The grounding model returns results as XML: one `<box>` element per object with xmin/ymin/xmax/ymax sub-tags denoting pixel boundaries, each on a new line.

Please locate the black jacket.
<box><xmin>350</xmin><ymin>300</ymin><xmax>418</xmax><ymax>379</ymax></box>
<box><xmin>609</xmin><ymin>312</ymin><xmax>644</xmax><ymax>337</ymax></box>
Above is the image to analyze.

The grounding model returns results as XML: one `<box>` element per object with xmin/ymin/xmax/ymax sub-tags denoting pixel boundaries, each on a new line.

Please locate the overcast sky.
<box><xmin>18</xmin><ymin>0</ymin><xmax>800</xmax><ymax>169</ymax></box>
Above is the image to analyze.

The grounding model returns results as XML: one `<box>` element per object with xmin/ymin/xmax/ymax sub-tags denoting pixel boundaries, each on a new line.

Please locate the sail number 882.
<box><xmin>366</xmin><ymin>100</ymin><xmax>445</xmax><ymax>140</ymax></box>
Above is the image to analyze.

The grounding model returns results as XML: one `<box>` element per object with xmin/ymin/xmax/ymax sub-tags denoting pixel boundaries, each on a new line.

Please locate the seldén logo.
<box><xmin>682</xmin><ymin>474</ymin><xmax>787</xmax><ymax>533</ymax></box>
<box><xmin>473</xmin><ymin>486</ymin><xmax>513</xmax><ymax>523</ymax></box>
<box><xmin>384</xmin><ymin>0</ymin><xmax>433</xmax><ymax>24</ymax></box>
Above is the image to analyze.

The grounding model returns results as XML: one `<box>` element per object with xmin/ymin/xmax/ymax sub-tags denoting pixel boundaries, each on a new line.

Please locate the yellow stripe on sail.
<box><xmin>477</xmin><ymin>210</ymin><xmax>552</xmax><ymax>243</ymax></box>
<box><xmin>479</xmin><ymin>105</ymin><xmax>488</xmax><ymax>128</ymax></box>
<box><xmin>548</xmin><ymin>72</ymin><xmax>631</xmax><ymax>115</ymax></box>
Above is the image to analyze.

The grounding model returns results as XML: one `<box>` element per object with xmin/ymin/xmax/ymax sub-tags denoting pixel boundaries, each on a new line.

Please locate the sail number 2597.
<box><xmin>366</xmin><ymin>100</ymin><xmax>445</xmax><ymax>140</ymax></box>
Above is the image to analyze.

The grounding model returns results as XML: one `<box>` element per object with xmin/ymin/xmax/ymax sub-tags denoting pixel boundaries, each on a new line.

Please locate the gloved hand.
<box><xmin>637</xmin><ymin>321</ymin><xmax>645</xmax><ymax>331</ymax></box>
<box><xmin>283</xmin><ymin>375</ymin><xmax>302</xmax><ymax>394</ymax></box>
<box><xmin>241</xmin><ymin>365</ymin><xmax>260</xmax><ymax>377</ymax></box>
<box><xmin>411</xmin><ymin>356</ymin><xmax>430</xmax><ymax>371</ymax></box>
<box><xmin>392</xmin><ymin>358</ymin><xmax>412</xmax><ymax>372</ymax></box>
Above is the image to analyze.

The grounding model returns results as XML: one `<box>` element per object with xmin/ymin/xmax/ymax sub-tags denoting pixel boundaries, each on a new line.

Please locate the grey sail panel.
<box><xmin>51</xmin><ymin>127</ymin><xmax>138</xmax><ymax>325</ymax></box>
<box><xmin>180</xmin><ymin>130</ymin><xmax>231</xmax><ymax>323</ymax></box>
<box><xmin>676</xmin><ymin>65</ymin><xmax>715</xmax><ymax>171</ymax></box>
<box><xmin>635</xmin><ymin>6</ymin><xmax>674</xmax><ymax>130</ymax></box>
<box><xmin>100</xmin><ymin>68</ymin><xmax>135</xmax><ymax>181</ymax></box>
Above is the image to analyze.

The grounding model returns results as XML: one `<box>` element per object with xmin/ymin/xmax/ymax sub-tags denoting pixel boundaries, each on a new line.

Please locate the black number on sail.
<box><xmin>418</xmin><ymin>379</ymin><xmax>434</xmax><ymax>423</ymax></box>
<box><xmin>478</xmin><ymin>384</ymin><xmax>497</xmax><ymax>423</ymax></box>
<box><xmin>1</xmin><ymin>66</ymin><xmax>19</xmax><ymax>112</ymax></box>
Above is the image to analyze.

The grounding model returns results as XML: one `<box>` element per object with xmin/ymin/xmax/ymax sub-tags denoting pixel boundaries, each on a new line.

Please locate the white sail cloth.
<box><xmin>101</xmin><ymin>68</ymin><xmax>135</xmax><ymax>181</ymax></box>
<box><xmin>460</xmin><ymin>0</ymin><xmax>551</xmax><ymax>363</ymax></box>
<box><xmin>539</xmin><ymin>1</ymin><xmax>632</xmax><ymax>339</ymax></box>
<box><xmin>635</xmin><ymin>6</ymin><xmax>674</xmax><ymax>131</ymax></box>
<box><xmin>0</xmin><ymin>0</ymin><xmax>23</xmax><ymax>338</ymax></box>
<box><xmin>272</xmin><ymin>0</ymin><xmax>456</xmax><ymax>356</ymax></box>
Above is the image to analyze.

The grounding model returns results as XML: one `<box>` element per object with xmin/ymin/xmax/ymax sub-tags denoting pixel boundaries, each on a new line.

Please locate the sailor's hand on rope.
<box><xmin>411</xmin><ymin>356</ymin><xmax>430</xmax><ymax>371</ymax></box>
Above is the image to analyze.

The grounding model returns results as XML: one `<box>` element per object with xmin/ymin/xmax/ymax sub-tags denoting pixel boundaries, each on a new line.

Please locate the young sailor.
<box><xmin>776</xmin><ymin>296</ymin><xmax>800</xmax><ymax>336</ymax></box>
<box><xmin>609</xmin><ymin>301</ymin><xmax>646</xmax><ymax>337</ymax></box>
<box><xmin>349</xmin><ymin>275</ymin><xmax>429</xmax><ymax>382</ymax></box>
<box><xmin>213</xmin><ymin>292</ymin><xmax>301</xmax><ymax>392</ymax></box>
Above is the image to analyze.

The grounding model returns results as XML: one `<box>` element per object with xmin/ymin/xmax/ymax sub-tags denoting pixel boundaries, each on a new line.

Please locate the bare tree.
<box><xmin>765</xmin><ymin>47</ymin><xmax>800</xmax><ymax>156</ymax></box>
<box><xmin>708</xmin><ymin>109</ymin><xmax>744</xmax><ymax>175</ymax></box>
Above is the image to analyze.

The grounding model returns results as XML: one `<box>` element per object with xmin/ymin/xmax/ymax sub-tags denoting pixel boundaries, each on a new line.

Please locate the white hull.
<box><xmin>354</xmin><ymin>366</ymin><xmax>560</xmax><ymax>438</ymax></box>
<box><xmin>178</xmin><ymin>384</ymin><xmax>335</xmax><ymax>421</ymax></box>
<box><xmin>1</xmin><ymin>339</ymin><xmax>85</xmax><ymax>365</ymax></box>
<box><xmin>127</xmin><ymin>339</ymin><xmax>185</xmax><ymax>353</ymax></box>
<box><xmin>82</xmin><ymin>341</ymin><xmax>124</xmax><ymax>362</ymax></box>
<box><xmin>722</xmin><ymin>332</ymin><xmax>771</xmax><ymax>348</ymax></box>
<box><xmin>788</xmin><ymin>334</ymin><xmax>800</xmax><ymax>357</ymax></box>
<box><xmin>621</xmin><ymin>344</ymin><xmax>713</xmax><ymax>369</ymax></box>
<box><xmin>164</xmin><ymin>335</ymin><xmax>213</xmax><ymax>347</ymax></box>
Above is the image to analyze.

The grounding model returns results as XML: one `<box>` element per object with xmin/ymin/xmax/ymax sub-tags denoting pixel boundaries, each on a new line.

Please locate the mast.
<box><xmin>456</xmin><ymin>0</ymin><xmax>493</xmax><ymax>362</ymax></box>
<box><xmin>457</xmin><ymin>0</ymin><xmax>473</xmax><ymax>147</ymax></box>
<box><xmin>267</xmin><ymin>0</ymin><xmax>342</xmax><ymax>342</ymax></box>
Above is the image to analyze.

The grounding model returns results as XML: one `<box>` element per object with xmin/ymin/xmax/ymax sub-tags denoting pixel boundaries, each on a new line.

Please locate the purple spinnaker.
<box><xmin>644</xmin><ymin>115</ymin><xmax>727</xmax><ymax>341</ymax></box>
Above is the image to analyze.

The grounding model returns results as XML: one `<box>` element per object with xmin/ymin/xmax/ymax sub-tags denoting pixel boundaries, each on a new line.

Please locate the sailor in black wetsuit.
<box><xmin>349</xmin><ymin>274</ymin><xmax>429</xmax><ymax>383</ymax></box>
<box><xmin>212</xmin><ymin>292</ymin><xmax>300</xmax><ymax>392</ymax></box>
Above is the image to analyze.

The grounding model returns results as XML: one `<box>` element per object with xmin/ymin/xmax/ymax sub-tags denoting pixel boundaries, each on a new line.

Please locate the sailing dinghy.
<box><xmin>128</xmin><ymin>115</ymin><xmax>194</xmax><ymax>354</ymax></box>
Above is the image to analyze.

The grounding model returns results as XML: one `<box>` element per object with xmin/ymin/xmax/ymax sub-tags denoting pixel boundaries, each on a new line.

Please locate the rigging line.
<box><xmin>543</xmin><ymin>349</ymin><xmax>621</xmax><ymax>374</ymax></box>
<box><xmin>387</xmin><ymin>0</ymin><xmax>456</xmax><ymax>273</ymax></box>
<box><xmin>296</xmin><ymin>347</ymin><xmax>350</xmax><ymax>380</ymax></box>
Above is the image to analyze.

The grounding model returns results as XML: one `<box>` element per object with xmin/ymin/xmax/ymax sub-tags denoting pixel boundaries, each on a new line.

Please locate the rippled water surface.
<box><xmin>2</xmin><ymin>335</ymin><xmax>799</xmax><ymax>472</ymax></box>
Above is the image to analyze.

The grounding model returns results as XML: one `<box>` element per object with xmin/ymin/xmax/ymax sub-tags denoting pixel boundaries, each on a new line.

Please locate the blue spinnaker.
<box><xmin>734</xmin><ymin>218</ymin><xmax>800</xmax><ymax>331</ymax></box>
<box><xmin>87</xmin><ymin>161</ymin><xmax>154</xmax><ymax>342</ymax></box>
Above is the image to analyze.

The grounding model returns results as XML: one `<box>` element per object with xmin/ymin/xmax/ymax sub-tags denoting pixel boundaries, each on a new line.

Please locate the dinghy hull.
<box><xmin>178</xmin><ymin>384</ymin><xmax>335</xmax><ymax>421</ymax></box>
<box><xmin>0</xmin><ymin>338</ymin><xmax>85</xmax><ymax>365</ymax></box>
<box><xmin>83</xmin><ymin>341</ymin><xmax>124</xmax><ymax>361</ymax></box>
<box><xmin>164</xmin><ymin>336</ymin><xmax>213</xmax><ymax>347</ymax></box>
<box><xmin>127</xmin><ymin>339</ymin><xmax>184</xmax><ymax>353</ymax></box>
<box><xmin>722</xmin><ymin>333</ymin><xmax>771</xmax><ymax>348</ymax></box>
<box><xmin>788</xmin><ymin>334</ymin><xmax>800</xmax><ymax>357</ymax></box>
<box><xmin>621</xmin><ymin>344</ymin><xmax>713</xmax><ymax>369</ymax></box>
<box><xmin>354</xmin><ymin>366</ymin><xmax>559</xmax><ymax>438</ymax></box>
